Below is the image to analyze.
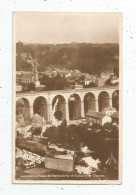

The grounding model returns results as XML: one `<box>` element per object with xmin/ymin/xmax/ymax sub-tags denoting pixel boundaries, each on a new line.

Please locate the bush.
<box><xmin>46</xmin><ymin>126</ymin><xmax>58</xmax><ymax>142</ymax></box>
<box><xmin>91</xmin><ymin>123</ymin><xmax>102</xmax><ymax>130</ymax></box>
<box><xmin>27</xmin><ymin>82</ymin><xmax>35</xmax><ymax>91</ymax></box>
<box><xmin>54</xmin><ymin>110</ymin><xmax>63</xmax><ymax>121</ymax></box>
<box><xmin>102</xmin><ymin>122</ymin><xmax>112</xmax><ymax>130</ymax></box>
<box><xmin>32</xmin><ymin>126</ymin><xmax>42</xmax><ymax>136</ymax></box>
<box><xmin>58</xmin><ymin>120</ymin><xmax>67</xmax><ymax>143</ymax></box>
<box><xmin>67</xmin><ymin>124</ymin><xmax>80</xmax><ymax>149</ymax></box>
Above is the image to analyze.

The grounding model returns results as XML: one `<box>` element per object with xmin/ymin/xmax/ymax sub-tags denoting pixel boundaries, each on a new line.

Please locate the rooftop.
<box><xmin>86</xmin><ymin>110</ymin><xmax>106</xmax><ymax>119</ymax></box>
<box><xmin>52</xmin><ymin>154</ymin><xmax>73</xmax><ymax>160</ymax></box>
<box><xmin>21</xmin><ymin>73</ymin><xmax>33</xmax><ymax>79</ymax></box>
<box><xmin>111</xmin><ymin>111</ymin><xmax>119</xmax><ymax>119</ymax></box>
<box><xmin>102</xmin><ymin>107</ymin><xmax>116</xmax><ymax>111</ymax></box>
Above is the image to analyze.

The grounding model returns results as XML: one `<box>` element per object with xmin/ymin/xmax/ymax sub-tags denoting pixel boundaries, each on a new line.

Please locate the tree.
<box><xmin>103</xmin><ymin>122</ymin><xmax>112</xmax><ymax>130</ymax></box>
<box><xmin>55</xmin><ymin>73</ymin><xmax>61</xmax><ymax>79</ymax></box>
<box><xmin>54</xmin><ymin>110</ymin><xmax>63</xmax><ymax>121</ymax></box>
<box><xmin>32</xmin><ymin>126</ymin><xmax>42</xmax><ymax>136</ymax></box>
<box><xmin>46</xmin><ymin>126</ymin><xmax>58</xmax><ymax>142</ymax></box>
<box><xmin>16</xmin><ymin>41</ymin><xmax>24</xmax><ymax>54</ymax></box>
<box><xmin>16</xmin><ymin>100</ymin><xmax>24</xmax><ymax>115</ymax></box>
<box><xmin>113</xmin><ymin>66</ymin><xmax>119</xmax><ymax>78</ymax></box>
<box><xmin>78</xmin><ymin>123</ymin><xmax>90</xmax><ymax>144</ymax></box>
<box><xmin>40</xmin><ymin>74</ymin><xmax>49</xmax><ymax>85</ymax></box>
<box><xmin>91</xmin><ymin>123</ymin><xmax>102</xmax><ymax>130</ymax></box>
<box><xmin>22</xmin><ymin>83</ymin><xmax>29</xmax><ymax>92</ymax></box>
<box><xmin>27</xmin><ymin>82</ymin><xmax>35</xmax><ymax>91</ymax></box>
<box><xmin>42</xmin><ymin>130</ymin><xmax>47</xmax><ymax>138</ymax></box>
<box><xmin>58</xmin><ymin>120</ymin><xmax>67</xmax><ymax>143</ymax></box>
<box><xmin>79</xmin><ymin>75</ymin><xmax>85</xmax><ymax>81</ymax></box>
<box><xmin>45</xmin><ymin>76</ymin><xmax>68</xmax><ymax>91</ymax></box>
<box><xmin>105</xmin><ymin>76</ymin><xmax>112</xmax><ymax>86</ymax></box>
<box><xmin>67</xmin><ymin>124</ymin><xmax>80</xmax><ymax>149</ymax></box>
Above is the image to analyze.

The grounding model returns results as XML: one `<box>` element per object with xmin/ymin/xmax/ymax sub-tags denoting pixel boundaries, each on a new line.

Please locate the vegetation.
<box><xmin>58</xmin><ymin>120</ymin><xmax>67</xmax><ymax>143</ymax></box>
<box><xmin>45</xmin><ymin>126</ymin><xmax>58</xmax><ymax>142</ymax></box>
<box><xmin>54</xmin><ymin>110</ymin><xmax>63</xmax><ymax>121</ymax></box>
<box><xmin>42</xmin><ymin>120</ymin><xmax>118</xmax><ymax>153</ymax></box>
<box><xmin>39</xmin><ymin>73</ymin><xmax>68</xmax><ymax>91</ymax></box>
<box><xmin>16</xmin><ymin>137</ymin><xmax>47</xmax><ymax>157</ymax></box>
<box><xmin>32</xmin><ymin>126</ymin><xmax>42</xmax><ymax>136</ymax></box>
<box><xmin>16</xmin><ymin>42</ymin><xmax>119</xmax><ymax>75</ymax></box>
<box><xmin>27</xmin><ymin>82</ymin><xmax>35</xmax><ymax>91</ymax></box>
<box><xmin>16</xmin><ymin>120</ymin><xmax>119</xmax><ymax>165</ymax></box>
<box><xmin>113</xmin><ymin>66</ymin><xmax>119</xmax><ymax>77</ymax></box>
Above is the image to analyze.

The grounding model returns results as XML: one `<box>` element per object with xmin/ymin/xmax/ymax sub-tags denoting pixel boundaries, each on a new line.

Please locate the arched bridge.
<box><xmin>16</xmin><ymin>87</ymin><xmax>119</xmax><ymax>122</ymax></box>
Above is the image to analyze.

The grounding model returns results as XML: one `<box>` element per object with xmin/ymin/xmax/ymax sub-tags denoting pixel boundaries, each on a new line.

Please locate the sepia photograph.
<box><xmin>13</xmin><ymin>12</ymin><xmax>122</xmax><ymax>184</ymax></box>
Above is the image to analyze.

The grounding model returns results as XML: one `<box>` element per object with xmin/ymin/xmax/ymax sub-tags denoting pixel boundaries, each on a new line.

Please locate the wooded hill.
<box><xmin>16</xmin><ymin>42</ymin><xmax>119</xmax><ymax>75</ymax></box>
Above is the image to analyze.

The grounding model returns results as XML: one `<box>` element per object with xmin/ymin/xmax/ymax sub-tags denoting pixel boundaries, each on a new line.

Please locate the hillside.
<box><xmin>16</xmin><ymin>42</ymin><xmax>119</xmax><ymax>75</ymax></box>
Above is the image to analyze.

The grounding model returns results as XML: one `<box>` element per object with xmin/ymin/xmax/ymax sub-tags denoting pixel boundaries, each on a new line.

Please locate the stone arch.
<box><xmin>84</xmin><ymin>92</ymin><xmax>96</xmax><ymax>114</ymax></box>
<box><xmin>112</xmin><ymin>90</ymin><xmax>119</xmax><ymax>111</ymax></box>
<box><xmin>98</xmin><ymin>91</ymin><xmax>110</xmax><ymax>112</ymax></box>
<box><xmin>68</xmin><ymin>93</ymin><xmax>81</xmax><ymax>120</ymax></box>
<box><xmin>52</xmin><ymin>95</ymin><xmax>66</xmax><ymax>120</ymax></box>
<box><xmin>33</xmin><ymin>96</ymin><xmax>48</xmax><ymax>120</ymax></box>
<box><xmin>16</xmin><ymin>98</ymin><xmax>30</xmax><ymax>121</ymax></box>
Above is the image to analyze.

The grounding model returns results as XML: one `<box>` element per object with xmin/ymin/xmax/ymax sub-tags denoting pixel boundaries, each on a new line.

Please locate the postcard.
<box><xmin>13</xmin><ymin>12</ymin><xmax>122</xmax><ymax>184</ymax></box>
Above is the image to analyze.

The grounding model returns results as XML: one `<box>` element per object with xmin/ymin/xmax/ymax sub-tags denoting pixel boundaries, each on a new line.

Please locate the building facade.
<box><xmin>86</xmin><ymin>110</ymin><xmax>112</xmax><ymax>126</ymax></box>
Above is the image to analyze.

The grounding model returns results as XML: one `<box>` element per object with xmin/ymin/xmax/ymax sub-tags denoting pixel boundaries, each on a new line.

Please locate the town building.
<box><xmin>16</xmin><ymin>83</ymin><xmax>22</xmax><ymax>92</ymax></box>
<box><xmin>74</xmin><ymin>83</ymin><xmax>83</xmax><ymax>89</ymax></box>
<box><xmin>16</xmin><ymin>74</ymin><xmax>22</xmax><ymax>84</ymax></box>
<box><xmin>111</xmin><ymin>75</ymin><xmax>119</xmax><ymax>85</ymax></box>
<box><xmin>100</xmin><ymin>72</ymin><xmax>112</xmax><ymax>81</ymax></box>
<box><xmin>84</xmin><ymin>78</ymin><xmax>91</xmax><ymax>86</ymax></box>
<box><xmin>86</xmin><ymin>110</ymin><xmax>112</xmax><ymax>126</ymax></box>
<box><xmin>102</xmin><ymin>107</ymin><xmax>116</xmax><ymax>116</ymax></box>
<box><xmin>45</xmin><ymin>154</ymin><xmax>74</xmax><ymax>172</ymax></box>
<box><xmin>21</xmin><ymin>73</ymin><xmax>34</xmax><ymax>84</ymax></box>
<box><xmin>95</xmin><ymin>77</ymin><xmax>105</xmax><ymax>87</ymax></box>
<box><xmin>31</xmin><ymin>113</ymin><xmax>45</xmax><ymax>125</ymax></box>
<box><xmin>65</xmin><ymin>70</ymin><xmax>72</xmax><ymax>78</ymax></box>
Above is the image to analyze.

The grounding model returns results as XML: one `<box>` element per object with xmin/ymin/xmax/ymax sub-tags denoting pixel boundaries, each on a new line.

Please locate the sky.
<box><xmin>14</xmin><ymin>12</ymin><xmax>121</xmax><ymax>44</ymax></box>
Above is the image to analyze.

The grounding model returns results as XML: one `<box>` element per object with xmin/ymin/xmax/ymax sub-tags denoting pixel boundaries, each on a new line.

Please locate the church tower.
<box><xmin>33</xmin><ymin>59</ymin><xmax>40</xmax><ymax>87</ymax></box>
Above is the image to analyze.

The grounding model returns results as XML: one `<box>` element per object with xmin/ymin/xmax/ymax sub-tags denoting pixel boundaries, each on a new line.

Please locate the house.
<box><xmin>45</xmin><ymin>154</ymin><xmax>74</xmax><ymax>172</ymax></box>
<box><xmin>21</xmin><ymin>73</ymin><xmax>34</xmax><ymax>84</ymax></box>
<box><xmin>86</xmin><ymin>110</ymin><xmax>112</xmax><ymax>126</ymax></box>
<box><xmin>100</xmin><ymin>72</ymin><xmax>111</xmax><ymax>81</ymax></box>
<box><xmin>102</xmin><ymin>107</ymin><xmax>116</xmax><ymax>116</ymax></box>
<box><xmin>16</xmin><ymin>73</ymin><xmax>22</xmax><ymax>84</ymax></box>
<box><xmin>111</xmin><ymin>111</ymin><xmax>119</xmax><ymax>125</ymax></box>
<box><xmin>75</xmin><ymin>83</ymin><xmax>83</xmax><ymax>89</ymax></box>
<box><xmin>16</xmin><ymin>83</ymin><xmax>22</xmax><ymax>92</ymax></box>
<box><xmin>95</xmin><ymin>77</ymin><xmax>105</xmax><ymax>87</ymax></box>
<box><xmin>31</xmin><ymin>114</ymin><xmax>44</xmax><ymax>125</ymax></box>
<box><xmin>65</xmin><ymin>71</ymin><xmax>72</xmax><ymax>78</ymax></box>
<box><xmin>111</xmin><ymin>76</ymin><xmax>119</xmax><ymax>85</ymax></box>
<box><xmin>84</xmin><ymin>78</ymin><xmax>91</xmax><ymax>86</ymax></box>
